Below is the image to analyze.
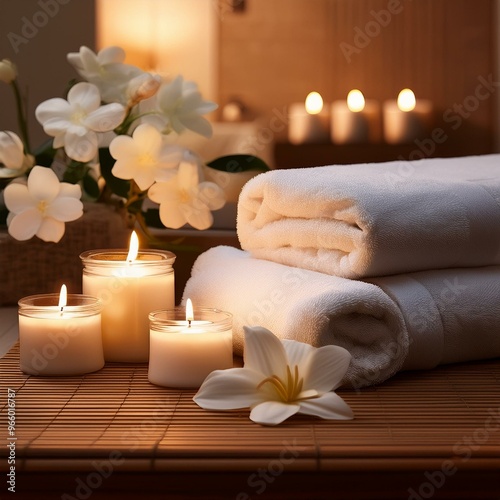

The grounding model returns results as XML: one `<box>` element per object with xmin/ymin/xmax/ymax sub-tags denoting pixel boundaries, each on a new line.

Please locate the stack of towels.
<box><xmin>184</xmin><ymin>154</ymin><xmax>500</xmax><ymax>388</ymax></box>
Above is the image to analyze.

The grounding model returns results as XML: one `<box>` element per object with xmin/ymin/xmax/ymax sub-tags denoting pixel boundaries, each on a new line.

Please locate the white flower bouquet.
<box><xmin>0</xmin><ymin>46</ymin><xmax>268</xmax><ymax>244</ymax></box>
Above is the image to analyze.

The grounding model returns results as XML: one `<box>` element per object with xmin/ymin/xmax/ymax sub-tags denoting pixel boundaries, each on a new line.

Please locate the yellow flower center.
<box><xmin>257</xmin><ymin>364</ymin><xmax>304</xmax><ymax>403</ymax></box>
<box><xmin>70</xmin><ymin>109</ymin><xmax>87</xmax><ymax>124</ymax></box>
<box><xmin>138</xmin><ymin>153</ymin><xmax>156</xmax><ymax>166</ymax></box>
<box><xmin>179</xmin><ymin>188</ymin><xmax>190</xmax><ymax>204</ymax></box>
<box><xmin>37</xmin><ymin>200</ymin><xmax>48</xmax><ymax>215</ymax></box>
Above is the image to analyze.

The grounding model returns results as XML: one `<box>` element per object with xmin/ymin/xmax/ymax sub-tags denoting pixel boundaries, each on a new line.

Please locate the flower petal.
<box><xmin>158</xmin><ymin>75</ymin><xmax>183</xmax><ymax>110</ymax></box>
<box><xmin>36</xmin><ymin>217</ymin><xmax>65</xmax><ymax>243</ymax></box>
<box><xmin>59</xmin><ymin>182</ymin><xmax>82</xmax><ymax>199</ymax></box>
<box><xmin>67</xmin><ymin>82</ymin><xmax>100</xmax><ymax>110</ymax></box>
<box><xmin>303</xmin><ymin>345</ymin><xmax>352</xmax><ymax>393</ymax></box>
<box><xmin>35</xmin><ymin>98</ymin><xmax>72</xmax><ymax>128</ymax></box>
<box><xmin>282</xmin><ymin>340</ymin><xmax>316</xmax><ymax>372</ymax></box>
<box><xmin>183</xmin><ymin>204</ymin><xmax>213</xmax><ymax>230</ymax></box>
<box><xmin>27</xmin><ymin>166</ymin><xmax>60</xmax><ymax>202</ymax></box>
<box><xmin>194</xmin><ymin>368</ymin><xmax>264</xmax><ymax>410</ymax></box>
<box><xmin>97</xmin><ymin>46</ymin><xmax>126</xmax><ymax>65</ymax></box>
<box><xmin>159</xmin><ymin>201</ymin><xmax>186</xmax><ymax>229</ymax></box>
<box><xmin>3</xmin><ymin>183</ymin><xmax>33</xmax><ymax>213</ymax></box>
<box><xmin>243</xmin><ymin>326</ymin><xmax>288</xmax><ymax>379</ymax></box>
<box><xmin>7</xmin><ymin>209</ymin><xmax>42</xmax><ymax>241</ymax></box>
<box><xmin>250</xmin><ymin>401</ymin><xmax>300</xmax><ymax>426</ymax></box>
<box><xmin>133</xmin><ymin>123</ymin><xmax>163</xmax><ymax>151</ymax></box>
<box><xmin>64</xmin><ymin>131</ymin><xmax>98</xmax><ymax>162</ymax></box>
<box><xmin>46</xmin><ymin>197</ymin><xmax>83</xmax><ymax>222</ymax></box>
<box><xmin>0</xmin><ymin>131</ymin><xmax>24</xmax><ymax>169</ymax></box>
<box><xmin>84</xmin><ymin>103</ymin><xmax>126</xmax><ymax>132</ymax></box>
<box><xmin>298</xmin><ymin>392</ymin><xmax>354</xmax><ymax>420</ymax></box>
<box><xmin>198</xmin><ymin>182</ymin><xmax>226</xmax><ymax>210</ymax></box>
<box><xmin>179</xmin><ymin>115</ymin><xmax>213</xmax><ymax>138</ymax></box>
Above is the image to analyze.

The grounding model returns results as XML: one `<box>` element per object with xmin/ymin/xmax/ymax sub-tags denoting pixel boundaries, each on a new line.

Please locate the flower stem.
<box><xmin>10</xmin><ymin>80</ymin><xmax>30</xmax><ymax>154</ymax></box>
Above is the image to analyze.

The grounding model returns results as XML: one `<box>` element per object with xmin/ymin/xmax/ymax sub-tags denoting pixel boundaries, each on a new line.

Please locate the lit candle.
<box><xmin>80</xmin><ymin>231</ymin><xmax>176</xmax><ymax>363</ymax></box>
<box><xmin>148</xmin><ymin>299</ymin><xmax>233</xmax><ymax>388</ymax></box>
<box><xmin>383</xmin><ymin>88</ymin><xmax>434</xmax><ymax>144</ymax></box>
<box><xmin>18</xmin><ymin>285</ymin><xmax>104</xmax><ymax>376</ymax></box>
<box><xmin>288</xmin><ymin>91</ymin><xmax>330</xmax><ymax>144</ymax></box>
<box><xmin>331</xmin><ymin>89</ymin><xmax>381</xmax><ymax>144</ymax></box>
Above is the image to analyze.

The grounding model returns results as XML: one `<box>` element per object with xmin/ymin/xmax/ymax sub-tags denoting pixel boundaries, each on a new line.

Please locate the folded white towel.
<box><xmin>183</xmin><ymin>246</ymin><xmax>409</xmax><ymax>388</ymax></box>
<box><xmin>237</xmin><ymin>154</ymin><xmax>500</xmax><ymax>278</ymax></box>
<box><xmin>183</xmin><ymin>246</ymin><xmax>500</xmax><ymax>388</ymax></box>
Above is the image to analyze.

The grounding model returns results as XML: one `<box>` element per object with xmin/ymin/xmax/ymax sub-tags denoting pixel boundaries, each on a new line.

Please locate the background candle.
<box><xmin>331</xmin><ymin>89</ymin><xmax>381</xmax><ymax>144</ymax></box>
<box><xmin>18</xmin><ymin>287</ymin><xmax>103</xmax><ymax>376</ymax></box>
<box><xmin>288</xmin><ymin>91</ymin><xmax>330</xmax><ymax>144</ymax></box>
<box><xmin>383</xmin><ymin>88</ymin><xmax>434</xmax><ymax>144</ymax></box>
<box><xmin>148</xmin><ymin>304</ymin><xmax>233</xmax><ymax>388</ymax></box>
<box><xmin>80</xmin><ymin>235</ymin><xmax>175</xmax><ymax>363</ymax></box>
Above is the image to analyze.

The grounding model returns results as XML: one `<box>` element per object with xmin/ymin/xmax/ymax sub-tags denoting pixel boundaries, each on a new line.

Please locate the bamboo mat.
<box><xmin>1</xmin><ymin>343</ymin><xmax>499</xmax><ymax>498</ymax></box>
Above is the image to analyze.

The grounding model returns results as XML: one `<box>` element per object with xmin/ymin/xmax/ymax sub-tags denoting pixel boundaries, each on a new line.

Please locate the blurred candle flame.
<box><xmin>397</xmin><ymin>88</ymin><xmax>416</xmax><ymax>112</ymax></box>
<box><xmin>305</xmin><ymin>92</ymin><xmax>323</xmax><ymax>114</ymax></box>
<box><xmin>347</xmin><ymin>89</ymin><xmax>365</xmax><ymax>112</ymax></box>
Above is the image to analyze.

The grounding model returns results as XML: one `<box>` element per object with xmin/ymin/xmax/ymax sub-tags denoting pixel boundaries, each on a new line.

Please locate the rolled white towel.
<box><xmin>237</xmin><ymin>154</ymin><xmax>500</xmax><ymax>278</ymax></box>
<box><xmin>184</xmin><ymin>247</ymin><xmax>500</xmax><ymax>388</ymax></box>
<box><xmin>183</xmin><ymin>246</ymin><xmax>409</xmax><ymax>388</ymax></box>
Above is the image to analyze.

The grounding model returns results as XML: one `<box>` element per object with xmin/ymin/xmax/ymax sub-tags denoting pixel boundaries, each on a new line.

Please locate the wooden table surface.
<box><xmin>0</xmin><ymin>318</ymin><xmax>499</xmax><ymax>500</ymax></box>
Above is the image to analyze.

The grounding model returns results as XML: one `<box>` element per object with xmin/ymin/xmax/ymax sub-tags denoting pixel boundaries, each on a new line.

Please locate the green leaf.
<box><xmin>98</xmin><ymin>147</ymin><xmax>130</xmax><ymax>199</ymax></box>
<box><xmin>33</xmin><ymin>139</ymin><xmax>57</xmax><ymax>168</ymax></box>
<box><xmin>83</xmin><ymin>173</ymin><xmax>100</xmax><ymax>199</ymax></box>
<box><xmin>206</xmin><ymin>154</ymin><xmax>270</xmax><ymax>173</ymax></box>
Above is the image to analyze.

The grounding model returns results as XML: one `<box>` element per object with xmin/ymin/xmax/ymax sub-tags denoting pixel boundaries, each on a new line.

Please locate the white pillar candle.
<box><xmin>18</xmin><ymin>285</ymin><xmax>103</xmax><ymax>376</ymax></box>
<box><xmin>288</xmin><ymin>91</ymin><xmax>330</xmax><ymax>144</ymax></box>
<box><xmin>148</xmin><ymin>300</ymin><xmax>233</xmax><ymax>388</ymax></box>
<box><xmin>383</xmin><ymin>88</ymin><xmax>434</xmax><ymax>144</ymax></box>
<box><xmin>331</xmin><ymin>89</ymin><xmax>381</xmax><ymax>144</ymax></box>
<box><xmin>80</xmin><ymin>232</ymin><xmax>175</xmax><ymax>363</ymax></box>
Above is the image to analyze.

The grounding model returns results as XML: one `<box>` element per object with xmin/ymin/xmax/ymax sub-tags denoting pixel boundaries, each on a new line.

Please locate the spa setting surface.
<box><xmin>0</xmin><ymin>1</ymin><xmax>499</xmax><ymax>499</ymax></box>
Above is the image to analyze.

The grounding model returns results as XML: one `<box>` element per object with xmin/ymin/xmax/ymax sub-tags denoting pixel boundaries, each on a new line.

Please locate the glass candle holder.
<box><xmin>148</xmin><ymin>307</ymin><xmax>233</xmax><ymax>388</ymax></box>
<box><xmin>80</xmin><ymin>249</ymin><xmax>175</xmax><ymax>363</ymax></box>
<box><xmin>18</xmin><ymin>293</ymin><xmax>103</xmax><ymax>376</ymax></box>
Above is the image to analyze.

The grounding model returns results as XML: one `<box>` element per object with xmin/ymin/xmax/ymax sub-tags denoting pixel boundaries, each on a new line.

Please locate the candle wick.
<box><xmin>188</xmin><ymin>319</ymin><xmax>192</xmax><ymax>328</ymax></box>
<box><xmin>60</xmin><ymin>306</ymin><xmax>64</xmax><ymax>316</ymax></box>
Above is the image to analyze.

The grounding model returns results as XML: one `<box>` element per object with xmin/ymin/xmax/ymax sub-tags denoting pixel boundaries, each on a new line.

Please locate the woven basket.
<box><xmin>0</xmin><ymin>203</ymin><xmax>130</xmax><ymax>305</ymax></box>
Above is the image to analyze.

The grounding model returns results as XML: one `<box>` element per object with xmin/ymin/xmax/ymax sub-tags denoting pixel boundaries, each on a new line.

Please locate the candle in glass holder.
<box><xmin>383</xmin><ymin>88</ymin><xmax>434</xmax><ymax>143</ymax></box>
<box><xmin>331</xmin><ymin>89</ymin><xmax>381</xmax><ymax>144</ymax></box>
<box><xmin>18</xmin><ymin>285</ymin><xmax>103</xmax><ymax>376</ymax></box>
<box><xmin>148</xmin><ymin>299</ymin><xmax>233</xmax><ymax>388</ymax></box>
<box><xmin>288</xmin><ymin>91</ymin><xmax>330</xmax><ymax>144</ymax></box>
<box><xmin>80</xmin><ymin>231</ymin><xmax>175</xmax><ymax>363</ymax></box>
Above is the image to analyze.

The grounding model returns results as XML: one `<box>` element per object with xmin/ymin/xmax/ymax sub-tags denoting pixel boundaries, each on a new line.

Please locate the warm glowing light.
<box><xmin>305</xmin><ymin>92</ymin><xmax>324</xmax><ymax>114</ymax></box>
<box><xmin>397</xmin><ymin>88</ymin><xmax>416</xmax><ymax>112</ymax></box>
<box><xmin>126</xmin><ymin>231</ymin><xmax>139</xmax><ymax>263</ymax></box>
<box><xmin>186</xmin><ymin>298</ymin><xmax>194</xmax><ymax>323</ymax></box>
<box><xmin>58</xmin><ymin>284</ymin><xmax>67</xmax><ymax>311</ymax></box>
<box><xmin>347</xmin><ymin>89</ymin><xmax>365</xmax><ymax>112</ymax></box>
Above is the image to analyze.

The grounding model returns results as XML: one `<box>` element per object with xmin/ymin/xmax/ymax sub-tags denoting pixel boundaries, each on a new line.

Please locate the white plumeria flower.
<box><xmin>148</xmin><ymin>159</ymin><xmax>225</xmax><ymax>230</ymax></box>
<box><xmin>0</xmin><ymin>59</ymin><xmax>17</xmax><ymax>83</ymax></box>
<box><xmin>67</xmin><ymin>46</ymin><xmax>145</xmax><ymax>104</ymax></box>
<box><xmin>0</xmin><ymin>131</ymin><xmax>33</xmax><ymax>172</ymax></box>
<box><xmin>194</xmin><ymin>326</ymin><xmax>354</xmax><ymax>426</ymax></box>
<box><xmin>35</xmin><ymin>82</ymin><xmax>126</xmax><ymax>163</ymax></box>
<box><xmin>4</xmin><ymin>166</ymin><xmax>83</xmax><ymax>243</ymax></box>
<box><xmin>141</xmin><ymin>75</ymin><xmax>218</xmax><ymax>138</ymax></box>
<box><xmin>110</xmin><ymin>123</ymin><xmax>183</xmax><ymax>191</ymax></box>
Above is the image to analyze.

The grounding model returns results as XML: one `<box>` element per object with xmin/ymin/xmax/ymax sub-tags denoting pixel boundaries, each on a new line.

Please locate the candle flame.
<box><xmin>126</xmin><ymin>231</ymin><xmax>139</xmax><ymax>263</ymax></box>
<box><xmin>186</xmin><ymin>298</ymin><xmax>194</xmax><ymax>326</ymax></box>
<box><xmin>347</xmin><ymin>89</ymin><xmax>365</xmax><ymax>112</ymax></box>
<box><xmin>397</xmin><ymin>88</ymin><xmax>416</xmax><ymax>112</ymax></box>
<box><xmin>58</xmin><ymin>284</ymin><xmax>67</xmax><ymax>312</ymax></box>
<box><xmin>305</xmin><ymin>91</ymin><xmax>323</xmax><ymax>114</ymax></box>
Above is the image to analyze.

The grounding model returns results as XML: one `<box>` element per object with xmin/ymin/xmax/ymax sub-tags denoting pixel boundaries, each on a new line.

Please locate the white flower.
<box><xmin>110</xmin><ymin>123</ymin><xmax>183</xmax><ymax>191</ymax></box>
<box><xmin>148</xmin><ymin>159</ymin><xmax>225</xmax><ymax>230</ymax></box>
<box><xmin>194</xmin><ymin>326</ymin><xmax>353</xmax><ymax>426</ymax></box>
<box><xmin>142</xmin><ymin>75</ymin><xmax>218</xmax><ymax>138</ymax></box>
<box><xmin>4</xmin><ymin>166</ymin><xmax>83</xmax><ymax>243</ymax></box>
<box><xmin>0</xmin><ymin>131</ymin><xmax>33</xmax><ymax>171</ymax></box>
<box><xmin>0</xmin><ymin>59</ymin><xmax>17</xmax><ymax>83</ymax></box>
<box><xmin>35</xmin><ymin>82</ymin><xmax>126</xmax><ymax>163</ymax></box>
<box><xmin>67</xmin><ymin>46</ymin><xmax>144</xmax><ymax>104</ymax></box>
